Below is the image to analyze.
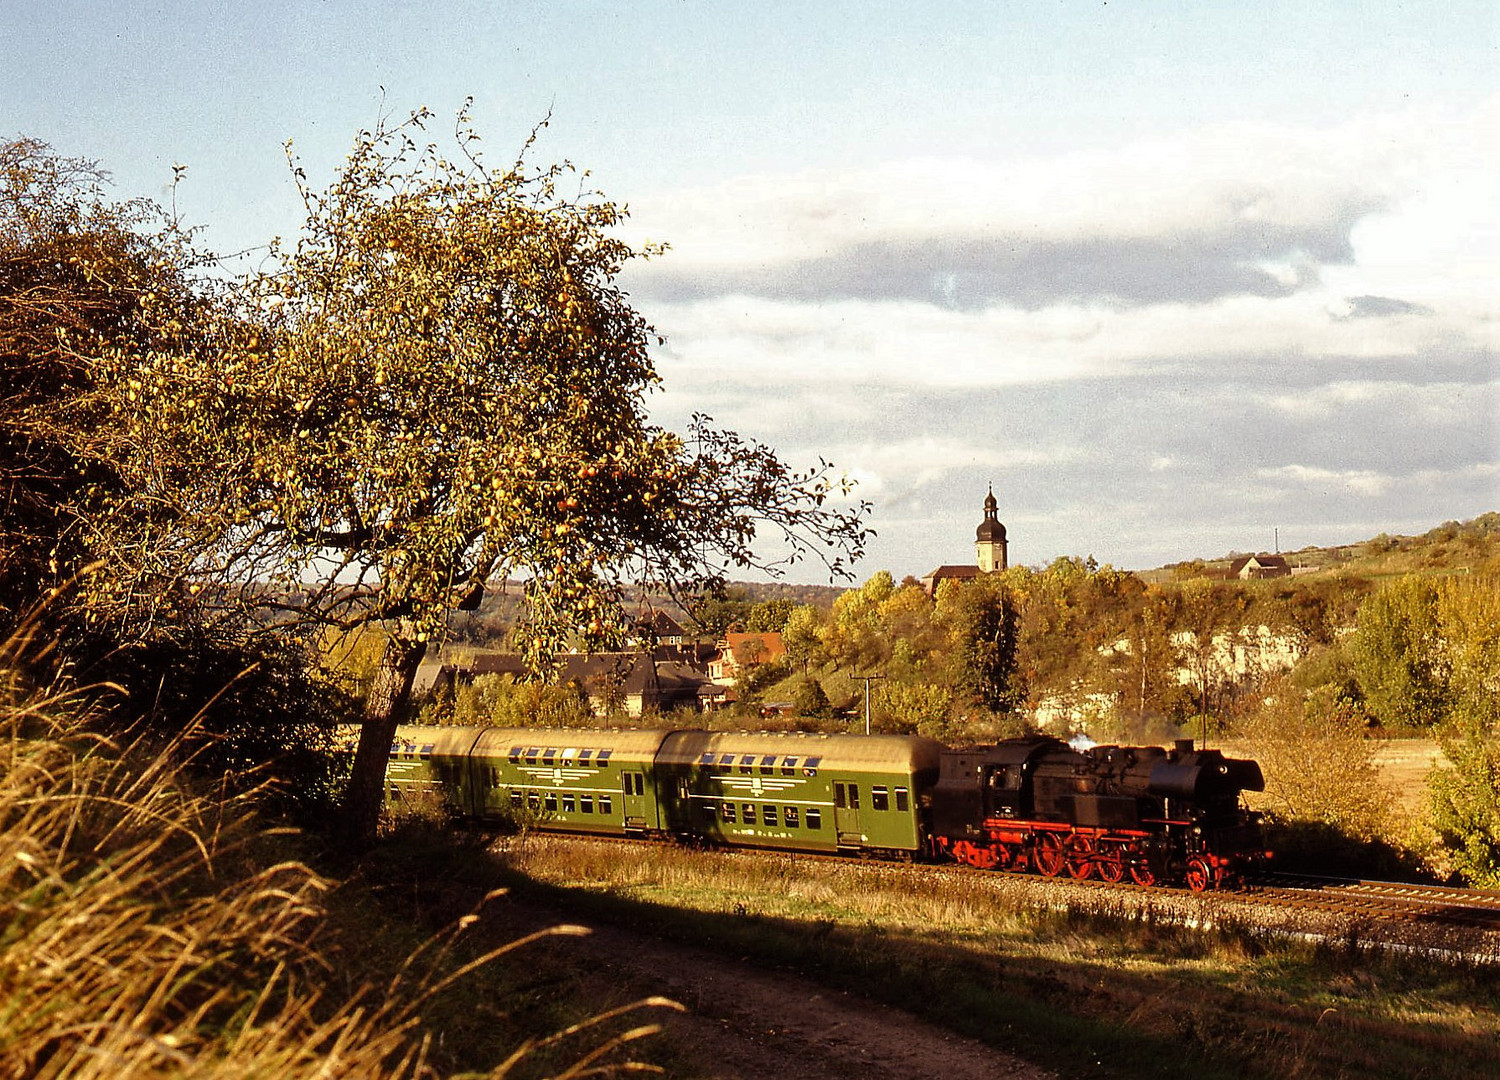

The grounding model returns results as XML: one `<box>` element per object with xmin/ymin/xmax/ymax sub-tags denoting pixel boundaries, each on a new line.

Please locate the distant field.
<box><xmin>1370</xmin><ymin>738</ymin><xmax>1446</xmax><ymax>812</ymax></box>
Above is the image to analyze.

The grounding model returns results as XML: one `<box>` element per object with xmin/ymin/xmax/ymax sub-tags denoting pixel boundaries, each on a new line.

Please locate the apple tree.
<box><xmin>90</xmin><ymin>107</ymin><xmax>869</xmax><ymax>842</ymax></box>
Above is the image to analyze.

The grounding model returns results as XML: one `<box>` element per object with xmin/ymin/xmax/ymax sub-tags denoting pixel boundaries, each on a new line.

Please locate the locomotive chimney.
<box><xmin>1173</xmin><ymin>738</ymin><xmax>1195</xmax><ymax>755</ymax></box>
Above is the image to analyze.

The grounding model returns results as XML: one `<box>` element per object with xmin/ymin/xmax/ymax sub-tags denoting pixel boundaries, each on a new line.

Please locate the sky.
<box><xmin>5</xmin><ymin>1</ymin><xmax>1497</xmax><ymax>582</ymax></box>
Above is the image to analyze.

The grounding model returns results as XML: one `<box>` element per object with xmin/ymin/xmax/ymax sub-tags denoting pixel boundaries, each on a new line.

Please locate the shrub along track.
<box><xmin>511</xmin><ymin>832</ymin><xmax>1500</xmax><ymax>962</ymax></box>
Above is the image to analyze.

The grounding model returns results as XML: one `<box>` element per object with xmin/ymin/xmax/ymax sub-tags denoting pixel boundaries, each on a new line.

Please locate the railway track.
<box><xmin>496</xmin><ymin>831</ymin><xmax>1500</xmax><ymax>954</ymax></box>
<box><xmin>1247</xmin><ymin>873</ymin><xmax>1500</xmax><ymax>934</ymax></box>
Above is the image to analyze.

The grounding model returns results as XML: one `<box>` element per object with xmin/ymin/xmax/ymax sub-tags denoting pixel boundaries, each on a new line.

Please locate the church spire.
<box><xmin>975</xmin><ymin>485</ymin><xmax>1008</xmax><ymax>572</ymax></box>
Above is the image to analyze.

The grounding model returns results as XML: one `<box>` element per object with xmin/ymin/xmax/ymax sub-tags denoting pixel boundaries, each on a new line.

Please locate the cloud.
<box><xmin>639</xmin><ymin>230</ymin><xmax>1346</xmax><ymax>310</ymax></box>
<box><xmin>1331</xmin><ymin>295</ymin><xmax>1436</xmax><ymax>319</ymax></box>
<box><xmin>1258</xmin><ymin>461</ymin><xmax>1499</xmax><ymax>500</ymax></box>
<box><xmin>643</xmin><ymin>289</ymin><xmax>1493</xmax><ymax>399</ymax></box>
<box><xmin>1258</xmin><ymin>464</ymin><xmax>1397</xmax><ymax>497</ymax></box>
<box><xmin>624</xmin><ymin>115</ymin><xmax>1432</xmax><ymax>310</ymax></box>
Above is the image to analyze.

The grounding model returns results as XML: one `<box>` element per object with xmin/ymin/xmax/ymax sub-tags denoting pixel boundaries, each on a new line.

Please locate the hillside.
<box><xmin>1149</xmin><ymin>512</ymin><xmax>1500</xmax><ymax>582</ymax></box>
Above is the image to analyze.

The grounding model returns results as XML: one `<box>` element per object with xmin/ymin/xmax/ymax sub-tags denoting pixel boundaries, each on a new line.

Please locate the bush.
<box><xmin>1429</xmin><ymin>713</ymin><xmax>1500</xmax><ymax>887</ymax></box>
<box><xmin>1235</xmin><ymin>680</ymin><xmax>1394</xmax><ymax>842</ymax></box>
<box><xmin>791</xmin><ymin>674</ymin><xmax>833</xmax><ymax>719</ymax></box>
<box><xmin>419</xmin><ymin>672</ymin><xmax>595</xmax><ymax>728</ymax></box>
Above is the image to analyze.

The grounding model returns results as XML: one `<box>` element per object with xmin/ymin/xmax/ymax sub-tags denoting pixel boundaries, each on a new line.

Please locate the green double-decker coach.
<box><xmin>387</xmin><ymin>725</ymin><xmax>670</xmax><ymax>836</ymax></box>
<box><xmin>653</xmin><ymin>730</ymin><xmax>942</xmax><ymax>855</ymax></box>
<box><xmin>384</xmin><ymin>725</ymin><xmax>944</xmax><ymax>857</ymax></box>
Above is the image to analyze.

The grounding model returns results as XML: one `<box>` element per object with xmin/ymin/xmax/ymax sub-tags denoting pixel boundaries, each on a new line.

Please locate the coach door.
<box><xmin>833</xmin><ymin>780</ymin><xmax>862</xmax><ymax>845</ymax></box>
<box><xmin>621</xmin><ymin>769</ymin><xmax>650</xmax><ymax>832</ymax></box>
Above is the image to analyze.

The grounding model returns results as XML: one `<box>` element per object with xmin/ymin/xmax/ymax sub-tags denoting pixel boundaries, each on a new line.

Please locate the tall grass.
<box><xmin>0</xmin><ymin>632</ymin><xmax>673</xmax><ymax>1078</ymax></box>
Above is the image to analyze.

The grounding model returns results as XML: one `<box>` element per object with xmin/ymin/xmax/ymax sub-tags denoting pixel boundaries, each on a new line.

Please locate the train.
<box><xmin>385</xmin><ymin>725</ymin><xmax>1270</xmax><ymax>891</ymax></box>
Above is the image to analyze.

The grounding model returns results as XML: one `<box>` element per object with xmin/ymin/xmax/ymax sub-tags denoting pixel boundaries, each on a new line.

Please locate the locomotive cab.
<box><xmin>930</xmin><ymin>737</ymin><xmax>1064</xmax><ymax>838</ymax></box>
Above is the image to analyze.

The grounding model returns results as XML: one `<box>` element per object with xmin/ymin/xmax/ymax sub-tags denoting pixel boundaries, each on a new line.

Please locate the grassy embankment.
<box><xmin>0</xmin><ymin>642</ymin><xmax>685</xmax><ymax>1078</ymax></box>
<box><xmin>491</xmin><ymin>833</ymin><xmax>1500</xmax><ymax>1080</ymax></box>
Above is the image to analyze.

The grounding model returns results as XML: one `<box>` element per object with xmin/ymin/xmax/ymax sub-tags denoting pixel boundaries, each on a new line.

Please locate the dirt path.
<box><xmin>500</xmin><ymin>896</ymin><xmax>1052</xmax><ymax>1080</ymax></box>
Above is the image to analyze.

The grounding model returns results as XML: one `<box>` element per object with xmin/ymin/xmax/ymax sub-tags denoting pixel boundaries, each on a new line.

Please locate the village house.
<box><xmin>707</xmin><ymin>631</ymin><xmax>786</xmax><ymax>683</ymax></box>
<box><xmin>1229</xmin><ymin>553</ymin><xmax>1292</xmax><ymax>580</ymax></box>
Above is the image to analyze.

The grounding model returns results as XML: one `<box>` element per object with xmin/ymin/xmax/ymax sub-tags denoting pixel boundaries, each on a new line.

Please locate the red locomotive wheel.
<box><xmin>1066</xmin><ymin>835</ymin><xmax>1096</xmax><ymax>880</ymax></box>
<box><xmin>1130</xmin><ymin>863</ymin><xmax>1157</xmax><ymax>887</ymax></box>
<box><xmin>1097</xmin><ymin>851</ymin><xmax>1125</xmax><ymax>884</ymax></box>
<box><xmin>1185</xmin><ymin>857</ymin><xmax>1214</xmax><ymax>893</ymax></box>
<box><xmin>1034</xmin><ymin>834</ymin><xmax>1065</xmax><ymax>877</ymax></box>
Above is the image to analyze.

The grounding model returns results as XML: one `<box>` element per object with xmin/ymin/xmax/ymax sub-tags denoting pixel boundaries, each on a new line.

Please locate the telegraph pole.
<box><xmin>851</xmin><ymin>673</ymin><xmax>886</xmax><ymax>735</ymax></box>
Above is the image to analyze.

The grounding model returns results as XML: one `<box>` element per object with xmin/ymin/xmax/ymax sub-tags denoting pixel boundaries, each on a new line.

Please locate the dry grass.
<box><xmin>0</xmin><ymin>632</ymin><xmax>674</xmax><ymax>1079</ymax></box>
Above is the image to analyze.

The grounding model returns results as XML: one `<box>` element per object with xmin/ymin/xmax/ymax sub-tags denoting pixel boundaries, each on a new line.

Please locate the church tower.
<box><xmin>975</xmin><ymin>486</ymin><xmax>1008</xmax><ymax>573</ymax></box>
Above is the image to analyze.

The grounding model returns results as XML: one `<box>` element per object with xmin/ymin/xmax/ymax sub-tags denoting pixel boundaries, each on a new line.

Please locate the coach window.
<box><xmin>699</xmin><ymin>752</ymin><xmax>715</xmax><ymax>766</ymax></box>
<box><xmin>722</xmin><ymin>802</ymin><xmax>736</xmax><ymax>823</ymax></box>
<box><xmin>542</xmin><ymin>749</ymin><xmax>557</xmax><ymax>766</ymax></box>
<box><xmin>781</xmin><ymin>756</ymin><xmax>798</xmax><ymax>776</ymax></box>
<box><xmin>848</xmin><ymin>784</ymin><xmax>860</xmax><ymax>810</ymax></box>
<box><xmin>578</xmin><ymin>749</ymin><xmax>593</xmax><ymax>765</ymax></box>
<box><xmin>743</xmin><ymin>803</ymin><xmax>757</xmax><ymax>825</ymax></box>
<box><xmin>561</xmin><ymin>793</ymin><xmax>576</xmax><ymax>813</ymax></box>
<box><xmin>509</xmin><ymin>790</ymin><xmax>523</xmax><ymax>808</ymax></box>
<box><xmin>596</xmin><ymin>749</ymin><xmax>613</xmax><ymax>766</ymax></box>
<box><xmin>524</xmin><ymin>747</ymin><xmax>540</xmax><ymax>765</ymax></box>
<box><xmin>895</xmin><ymin>787</ymin><xmax>910</xmax><ymax>812</ymax></box>
<box><xmin>527</xmin><ymin>791</ymin><xmax>541</xmax><ymax>812</ymax></box>
<box><xmin>806</xmin><ymin>808</ymin><xmax>822</xmax><ymax>830</ymax></box>
<box><xmin>562</xmin><ymin>748</ymin><xmax>576</xmax><ymax>766</ymax></box>
<box><xmin>802</xmin><ymin>756</ymin><xmax>822</xmax><ymax>777</ymax></box>
<box><xmin>872</xmin><ymin>785</ymin><xmax>889</xmax><ymax>812</ymax></box>
<box><xmin>764</xmin><ymin>805</ymin><xmax>779</xmax><ymax>827</ymax></box>
<box><xmin>760</xmin><ymin>754</ymin><xmax>777</xmax><ymax>773</ymax></box>
<box><xmin>508</xmin><ymin>746</ymin><xmax>523</xmax><ymax>764</ymax></box>
<box><xmin>581</xmin><ymin>795</ymin><xmax>593</xmax><ymax>813</ymax></box>
<box><xmin>544</xmin><ymin>792</ymin><xmax>557</xmax><ymax>812</ymax></box>
<box><xmin>702</xmin><ymin>802</ymin><xmax>717</xmax><ymax>821</ymax></box>
<box><xmin>785</xmin><ymin>806</ymin><xmax>799</xmax><ymax>827</ymax></box>
<box><xmin>599</xmin><ymin>795</ymin><xmax>612</xmax><ymax>814</ymax></box>
<box><xmin>740</xmin><ymin>758</ymin><xmax>754</xmax><ymax>775</ymax></box>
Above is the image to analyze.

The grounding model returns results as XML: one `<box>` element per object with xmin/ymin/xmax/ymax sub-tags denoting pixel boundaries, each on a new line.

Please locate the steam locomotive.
<box><xmin>930</xmin><ymin>736</ymin><xmax>1268</xmax><ymax>890</ymax></box>
<box><xmin>384</xmin><ymin>725</ymin><xmax>1268</xmax><ymax>892</ymax></box>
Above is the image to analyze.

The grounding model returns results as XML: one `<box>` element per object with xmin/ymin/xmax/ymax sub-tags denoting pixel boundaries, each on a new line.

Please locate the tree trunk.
<box><xmin>340</xmin><ymin>634</ymin><xmax>428</xmax><ymax>847</ymax></box>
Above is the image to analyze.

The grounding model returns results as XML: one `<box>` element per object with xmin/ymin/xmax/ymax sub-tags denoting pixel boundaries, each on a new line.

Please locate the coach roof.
<box><xmin>656</xmin><ymin>729</ymin><xmax>943</xmax><ymax>773</ymax></box>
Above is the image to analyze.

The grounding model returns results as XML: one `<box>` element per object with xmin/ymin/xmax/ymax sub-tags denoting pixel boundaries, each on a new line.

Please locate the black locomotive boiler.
<box><xmin>929</xmin><ymin>736</ymin><xmax>1268</xmax><ymax>891</ymax></box>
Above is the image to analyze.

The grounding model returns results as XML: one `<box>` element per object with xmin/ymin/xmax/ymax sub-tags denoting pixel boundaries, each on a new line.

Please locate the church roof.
<box><xmin>976</xmin><ymin>485</ymin><xmax>1007</xmax><ymax>542</ymax></box>
<box><xmin>922</xmin><ymin>564</ymin><xmax>984</xmax><ymax>581</ymax></box>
